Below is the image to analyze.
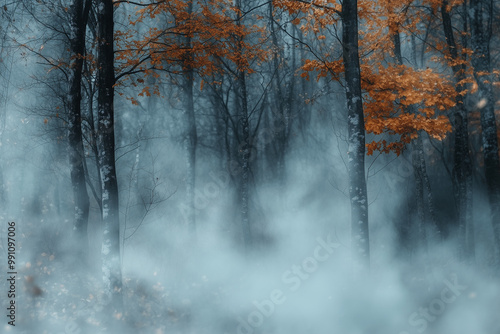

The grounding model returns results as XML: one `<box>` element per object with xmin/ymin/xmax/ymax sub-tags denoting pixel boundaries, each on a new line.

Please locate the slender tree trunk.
<box><xmin>235</xmin><ymin>0</ymin><xmax>252</xmax><ymax>250</ymax></box>
<box><xmin>181</xmin><ymin>1</ymin><xmax>198</xmax><ymax>234</ymax></box>
<box><xmin>68</xmin><ymin>0</ymin><xmax>91</xmax><ymax>263</ymax></box>
<box><xmin>342</xmin><ymin>0</ymin><xmax>370</xmax><ymax>273</ymax></box>
<box><xmin>287</xmin><ymin>26</ymin><xmax>296</xmax><ymax>132</ymax></box>
<box><xmin>411</xmin><ymin>140</ymin><xmax>428</xmax><ymax>252</ymax></box>
<box><xmin>296</xmin><ymin>27</ymin><xmax>313</xmax><ymax>147</ymax></box>
<box><xmin>182</xmin><ymin>73</ymin><xmax>197</xmax><ymax>234</ymax></box>
<box><xmin>96</xmin><ymin>0</ymin><xmax>123</xmax><ymax>312</ymax></box>
<box><xmin>460</xmin><ymin>5</ymin><xmax>475</xmax><ymax>260</ymax></box>
<box><xmin>268</xmin><ymin>1</ymin><xmax>287</xmax><ymax>187</ymax></box>
<box><xmin>469</xmin><ymin>0</ymin><xmax>500</xmax><ymax>267</ymax></box>
<box><xmin>208</xmin><ymin>80</ymin><xmax>228</xmax><ymax>169</ymax></box>
<box><xmin>239</xmin><ymin>74</ymin><xmax>251</xmax><ymax>250</ymax></box>
<box><xmin>85</xmin><ymin>85</ymin><xmax>103</xmax><ymax>213</ymax></box>
<box><xmin>420</xmin><ymin>140</ymin><xmax>439</xmax><ymax>236</ymax></box>
<box><xmin>441</xmin><ymin>0</ymin><xmax>474</xmax><ymax>261</ymax></box>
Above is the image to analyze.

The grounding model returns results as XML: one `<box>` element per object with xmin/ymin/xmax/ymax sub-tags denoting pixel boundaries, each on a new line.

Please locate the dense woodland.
<box><xmin>0</xmin><ymin>0</ymin><xmax>499</xmax><ymax>333</ymax></box>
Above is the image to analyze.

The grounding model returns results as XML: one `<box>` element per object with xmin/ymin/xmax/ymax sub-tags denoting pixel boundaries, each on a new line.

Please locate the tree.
<box><xmin>121</xmin><ymin>0</ymin><xmax>267</xmax><ymax>248</ymax></box>
<box><xmin>17</xmin><ymin>0</ymin><xmax>100</xmax><ymax>264</ymax></box>
<box><xmin>67</xmin><ymin>0</ymin><xmax>92</xmax><ymax>263</ymax></box>
<box><xmin>469</xmin><ymin>0</ymin><xmax>500</xmax><ymax>267</ymax></box>
<box><xmin>233</xmin><ymin>0</ymin><xmax>253</xmax><ymax>249</ymax></box>
<box><xmin>179</xmin><ymin>1</ymin><xmax>198</xmax><ymax>234</ymax></box>
<box><xmin>274</xmin><ymin>0</ymin><xmax>459</xmax><ymax>271</ymax></box>
<box><xmin>387</xmin><ymin>1</ymin><xmax>441</xmax><ymax>256</ymax></box>
<box><xmin>266</xmin><ymin>0</ymin><xmax>292</xmax><ymax>190</ymax></box>
<box><xmin>440</xmin><ymin>0</ymin><xmax>474</xmax><ymax>260</ymax></box>
<box><xmin>341</xmin><ymin>0</ymin><xmax>370</xmax><ymax>272</ymax></box>
<box><xmin>274</xmin><ymin>0</ymin><xmax>371</xmax><ymax>270</ymax></box>
<box><xmin>96</xmin><ymin>0</ymin><xmax>123</xmax><ymax>313</ymax></box>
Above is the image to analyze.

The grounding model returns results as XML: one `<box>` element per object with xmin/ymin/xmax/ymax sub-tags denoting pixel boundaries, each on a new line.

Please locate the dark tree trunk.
<box><xmin>296</xmin><ymin>26</ymin><xmax>313</xmax><ymax>143</ymax></box>
<box><xmin>268</xmin><ymin>1</ymin><xmax>288</xmax><ymax>188</ymax></box>
<box><xmin>237</xmin><ymin>59</ymin><xmax>252</xmax><ymax>250</ymax></box>
<box><xmin>441</xmin><ymin>0</ymin><xmax>474</xmax><ymax>261</ymax></box>
<box><xmin>469</xmin><ymin>0</ymin><xmax>500</xmax><ymax>266</ymax></box>
<box><xmin>96</xmin><ymin>0</ymin><xmax>123</xmax><ymax>312</ymax></box>
<box><xmin>420</xmin><ymin>140</ymin><xmax>439</xmax><ymax>238</ymax></box>
<box><xmin>411</xmin><ymin>138</ymin><xmax>429</xmax><ymax>253</ymax></box>
<box><xmin>207</xmin><ymin>78</ymin><xmax>228</xmax><ymax>169</ymax></box>
<box><xmin>68</xmin><ymin>0</ymin><xmax>91</xmax><ymax>263</ymax></box>
<box><xmin>342</xmin><ymin>0</ymin><xmax>370</xmax><ymax>273</ymax></box>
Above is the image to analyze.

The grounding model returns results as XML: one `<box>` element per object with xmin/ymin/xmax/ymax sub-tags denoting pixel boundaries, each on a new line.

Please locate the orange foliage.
<box><xmin>274</xmin><ymin>0</ymin><xmax>456</xmax><ymax>155</ymax></box>
<box><xmin>115</xmin><ymin>0</ymin><xmax>268</xmax><ymax>94</ymax></box>
<box><xmin>363</xmin><ymin>64</ymin><xmax>454</xmax><ymax>154</ymax></box>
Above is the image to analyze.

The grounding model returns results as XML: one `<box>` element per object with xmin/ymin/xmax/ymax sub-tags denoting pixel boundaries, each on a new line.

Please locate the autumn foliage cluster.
<box><xmin>115</xmin><ymin>0</ymin><xmax>267</xmax><ymax>104</ymax></box>
<box><xmin>274</xmin><ymin>0</ymin><xmax>466</xmax><ymax>155</ymax></box>
<box><xmin>112</xmin><ymin>0</ymin><xmax>496</xmax><ymax>156</ymax></box>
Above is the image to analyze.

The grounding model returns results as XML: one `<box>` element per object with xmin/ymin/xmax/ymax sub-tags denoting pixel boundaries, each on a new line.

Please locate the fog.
<box><xmin>1</xmin><ymin>88</ymin><xmax>499</xmax><ymax>333</ymax></box>
<box><xmin>1</xmin><ymin>1</ymin><xmax>500</xmax><ymax>333</ymax></box>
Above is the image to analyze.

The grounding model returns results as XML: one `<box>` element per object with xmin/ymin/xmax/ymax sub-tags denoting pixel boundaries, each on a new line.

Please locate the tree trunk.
<box><xmin>411</xmin><ymin>138</ymin><xmax>429</xmax><ymax>253</ymax></box>
<box><xmin>181</xmin><ymin>1</ymin><xmax>198</xmax><ymax>235</ymax></box>
<box><xmin>96</xmin><ymin>0</ymin><xmax>123</xmax><ymax>313</ymax></box>
<box><xmin>295</xmin><ymin>27</ymin><xmax>312</xmax><ymax>142</ymax></box>
<box><xmin>235</xmin><ymin>0</ymin><xmax>252</xmax><ymax>250</ymax></box>
<box><xmin>268</xmin><ymin>1</ymin><xmax>287</xmax><ymax>188</ymax></box>
<box><xmin>441</xmin><ymin>0</ymin><xmax>474</xmax><ymax>261</ymax></box>
<box><xmin>469</xmin><ymin>0</ymin><xmax>500</xmax><ymax>267</ymax></box>
<box><xmin>68</xmin><ymin>0</ymin><xmax>91</xmax><ymax>264</ymax></box>
<box><xmin>342</xmin><ymin>0</ymin><xmax>370</xmax><ymax>273</ymax></box>
<box><xmin>239</xmin><ymin>74</ymin><xmax>252</xmax><ymax>250</ymax></box>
